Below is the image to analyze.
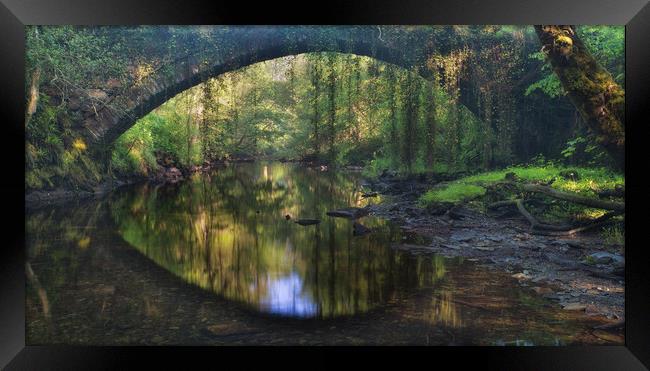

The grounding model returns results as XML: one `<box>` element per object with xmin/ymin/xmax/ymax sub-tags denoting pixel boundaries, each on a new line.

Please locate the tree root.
<box><xmin>488</xmin><ymin>199</ymin><xmax>622</xmax><ymax>235</ymax></box>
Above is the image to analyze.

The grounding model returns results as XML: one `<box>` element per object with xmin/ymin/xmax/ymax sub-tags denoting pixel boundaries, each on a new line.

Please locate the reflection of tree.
<box><xmin>424</xmin><ymin>290</ymin><xmax>462</xmax><ymax>328</ymax></box>
<box><xmin>26</xmin><ymin>262</ymin><xmax>51</xmax><ymax>320</ymax></box>
<box><xmin>111</xmin><ymin>162</ymin><xmax>450</xmax><ymax>317</ymax></box>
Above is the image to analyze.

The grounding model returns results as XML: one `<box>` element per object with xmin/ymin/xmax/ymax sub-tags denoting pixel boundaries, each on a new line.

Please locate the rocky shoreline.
<box><xmin>362</xmin><ymin>173</ymin><xmax>625</xmax><ymax>323</ymax></box>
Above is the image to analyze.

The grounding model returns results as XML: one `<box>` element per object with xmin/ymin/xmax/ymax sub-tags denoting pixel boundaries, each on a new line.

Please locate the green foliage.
<box><xmin>577</xmin><ymin>26</ymin><xmax>625</xmax><ymax>86</ymax></box>
<box><xmin>601</xmin><ymin>224</ymin><xmax>625</xmax><ymax>246</ymax></box>
<box><xmin>525</xmin><ymin>73</ymin><xmax>564</xmax><ymax>98</ymax></box>
<box><xmin>25</xmin><ymin>96</ymin><xmax>103</xmax><ymax>190</ymax></box>
<box><xmin>420</xmin><ymin>184</ymin><xmax>485</xmax><ymax>204</ymax></box>
<box><xmin>113</xmin><ymin>52</ymin><xmax>468</xmax><ymax>176</ymax></box>
<box><xmin>525</xmin><ymin>25</ymin><xmax>624</xmax><ymax>99</ymax></box>
<box><xmin>362</xmin><ymin>156</ymin><xmax>394</xmax><ymax>177</ymax></box>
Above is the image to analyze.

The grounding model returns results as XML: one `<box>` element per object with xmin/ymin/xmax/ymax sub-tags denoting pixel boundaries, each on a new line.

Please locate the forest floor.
<box><xmin>363</xmin><ymin>173</ymin><xmax>625</xmax><ymax>322</ymax></box>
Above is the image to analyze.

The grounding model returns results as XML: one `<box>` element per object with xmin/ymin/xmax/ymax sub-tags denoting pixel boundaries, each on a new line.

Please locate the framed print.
<box><xmin>1</xmin><ymin>0</ymin><xmax>649</xmax><ymax>369</ymax></box>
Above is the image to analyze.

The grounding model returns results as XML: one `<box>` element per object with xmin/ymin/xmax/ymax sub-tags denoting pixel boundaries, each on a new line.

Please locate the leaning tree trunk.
<box><xmin>25</xmin><ymin>67</ymin><xmax>40</xmax><ymax>128</ymax></box>
<box><xmin>535</xmin><ymin>25</ymin><xmax>625</xmax><ymax>170</ymax></box>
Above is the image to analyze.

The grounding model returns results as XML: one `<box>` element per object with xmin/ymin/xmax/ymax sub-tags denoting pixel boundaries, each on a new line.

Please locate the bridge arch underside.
<box><xmin>86</xmin><ymin>35</ymin><xmax>480</xmax><ymax>152</ymax></box>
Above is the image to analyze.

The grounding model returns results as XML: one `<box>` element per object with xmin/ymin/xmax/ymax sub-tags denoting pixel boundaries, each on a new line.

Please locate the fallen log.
<box><xmin>598</xmin><ymin>185</ymin><xmax>625</xmax><ymax>199</ymax></box>
<box><xmin>499</xmin><ymin>181</ymin><xmax>625</xmax><ymax>212</ymax></box>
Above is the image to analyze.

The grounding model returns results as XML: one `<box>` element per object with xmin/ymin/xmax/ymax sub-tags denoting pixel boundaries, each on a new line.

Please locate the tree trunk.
<box><xmin>25</xmin><ymin>67</ymin><xmax>40</xmax><ymax>128</ymax></box>
<box><xmin>535</xmin><ymin>25</ymin><xmax>625</xmax><ymax>169</ymax></box>
<box><xmin>425</xmin><ymin>84</ymin><xmax>436</xmax><ymax>168</ymax></box>
<box><xmin>328</xmin><ymin>59</ymin><xmax>336</xmax><ymax>161</ymax></box>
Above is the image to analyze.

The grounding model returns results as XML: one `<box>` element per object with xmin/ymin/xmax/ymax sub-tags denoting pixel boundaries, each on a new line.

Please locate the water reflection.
<box><xmin>257</xmin><ymin>271</ymin><xmax>318</xmax><ymax>317</ymax></box>
<box><xmin>111</xmin><ymin>162</ymin><xmax>448</xmax><ymax>318</ymax></box>
<box><xmin>25</xmin><ymin>162</ymin><xmax>623</xmax><ymax>345</ymax></box>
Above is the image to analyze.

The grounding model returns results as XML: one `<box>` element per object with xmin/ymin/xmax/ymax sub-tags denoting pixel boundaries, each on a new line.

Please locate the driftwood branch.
<box><xmin>488</xmin><ymin>198</ymin><xmax>622</xmax><ymax>234</ymax></box>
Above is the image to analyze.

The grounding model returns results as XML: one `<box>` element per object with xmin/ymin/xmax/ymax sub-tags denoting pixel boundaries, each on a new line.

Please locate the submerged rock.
<box><xmin>352</xmin><ymin>222</ymin><xmax>371</xmax><ymax>236</ymax></box>
<box><xmin>326</xmin><ymin>207</ymin><xmax>369</xmax><ymax>219</ymax></box>
<box><xmin>295</xmin><ymin>219</ymin><xmax>321</xmax><ymax>226</ymax></box>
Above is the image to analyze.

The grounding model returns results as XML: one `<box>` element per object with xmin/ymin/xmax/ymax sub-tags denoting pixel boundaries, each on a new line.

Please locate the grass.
<box><xmin>418</xmin><ymin>165</ymin><xmax>624</xmax><ymax>206</ymax></box>
<box><xmin>602</xmin><ymin>224</ymin><xmax>625</xmax><ymax>245</ymax></box>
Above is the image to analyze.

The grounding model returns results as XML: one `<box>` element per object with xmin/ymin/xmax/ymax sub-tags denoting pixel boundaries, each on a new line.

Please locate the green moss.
<box><xmin>418</xmin><ymin>165</ymin><xmax>624</xmax><ymax>207</ymax></box>
<box><xmin>420</xmin><ymin>184</ymin><xmax>485</xmax><ymax>204</ymax></box>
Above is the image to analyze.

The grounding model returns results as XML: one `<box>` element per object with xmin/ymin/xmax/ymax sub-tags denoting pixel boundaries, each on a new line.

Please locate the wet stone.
<box><xmin>562</xmin><ymin>303</ymin><xmax>587</xmax><ymax>311</ymax></box>
<box><xmin>589</xmin><ymin>252</ymin><xmax>623</xmax><ymax>265</ymax></box>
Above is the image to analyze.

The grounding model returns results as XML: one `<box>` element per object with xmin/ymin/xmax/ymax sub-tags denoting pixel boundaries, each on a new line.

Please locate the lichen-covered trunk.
<box><xmin>25</xmin><ymin>67</ymin><xmax>40</xmax><ymax>128</ymax></box>
<box><xmin>535</xmin><ymin>25</ymin><xmax>625</xmax><ymax>169</ymax></box>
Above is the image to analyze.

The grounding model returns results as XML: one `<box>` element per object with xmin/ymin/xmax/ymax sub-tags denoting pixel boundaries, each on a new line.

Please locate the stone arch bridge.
<box><xmin>59</xmin><ymin>26</ymin><xmax>508</xmax><ymax>156</ymax></box>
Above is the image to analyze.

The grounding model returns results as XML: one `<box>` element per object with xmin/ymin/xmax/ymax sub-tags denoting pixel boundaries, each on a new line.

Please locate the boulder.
<box><xmin>589</xmin><ymin>252</ymin><xmax>624</xmax><ymax>265</ymax></box>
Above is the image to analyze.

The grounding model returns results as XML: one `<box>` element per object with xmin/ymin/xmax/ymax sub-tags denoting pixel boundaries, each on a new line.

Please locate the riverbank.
<box><xmin>24</xmin><ymin>157</ymin><xmax>361</xmax><ymax>210</ymax></box>
<box><xmin>25</xmin><ymin>159</ymin><xmax>229</xmax><ymax>210</ymax></box>
<box><xmin>362</xmin><ymin>172</ymin><xmax>625</xmax><ymax>322</ymax></box>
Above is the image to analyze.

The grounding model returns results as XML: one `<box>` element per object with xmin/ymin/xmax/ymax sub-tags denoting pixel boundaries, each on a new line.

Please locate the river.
<box><xmin>25</xmin><ymin>162</ymin><xmax>619</xmax><ymax>345</ymax></box>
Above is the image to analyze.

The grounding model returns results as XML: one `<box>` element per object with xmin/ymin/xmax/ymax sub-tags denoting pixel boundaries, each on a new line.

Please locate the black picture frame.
<box><xmin>1</xmin><ymin>0</ymin><xmax>649</xmax><ymax>369</ymax></box>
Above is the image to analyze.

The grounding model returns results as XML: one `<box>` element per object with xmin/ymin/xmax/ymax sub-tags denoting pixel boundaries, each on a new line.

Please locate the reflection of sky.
<box><xmin>259</xmin><ymin>271</ymin><xmax>318</xmax><ymax>317</ymax></box>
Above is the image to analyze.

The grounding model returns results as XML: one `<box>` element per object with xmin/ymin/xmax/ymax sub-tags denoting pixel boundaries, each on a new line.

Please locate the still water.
<box><xmin>25</xmin><ymin>162</ymin><xmax>620</xmax><ymax>345</ymax></box>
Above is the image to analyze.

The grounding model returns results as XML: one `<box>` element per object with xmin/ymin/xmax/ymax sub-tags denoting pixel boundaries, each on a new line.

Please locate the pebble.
<box><xmin>511</xmin><ymin>273</ymin><xmax>530</xmax><ymax>280</ymax></box>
